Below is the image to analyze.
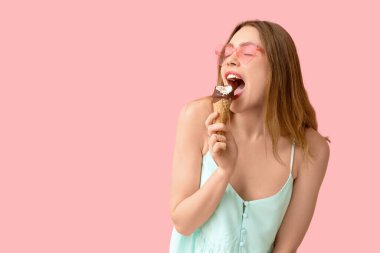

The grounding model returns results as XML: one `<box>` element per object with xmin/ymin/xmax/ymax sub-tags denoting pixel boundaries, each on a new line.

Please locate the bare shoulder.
<box><xmin>305</xmin><ymin>128</ymin><xmax>330</xmax><ymax>162</ymax></box>
<box><xmin>177</xmin><ymin>96</ymin><xmax>213</xmax><ymax>152</ymax></box>
<box><xmin>181</xmin><ymin>96</ymin><xmax>213</xmax><ymax>118</ymax></box>
<box><xmin>298</xmin><ymin>128</ymin><xmax>330</xmax><ymax>177</ymax></box>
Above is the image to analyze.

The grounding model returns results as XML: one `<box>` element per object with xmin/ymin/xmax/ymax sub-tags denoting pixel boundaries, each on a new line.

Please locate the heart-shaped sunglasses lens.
<box><xmin>215</xmin><ymin>43</ymin><xmax>261</xmax><ymax>66</ymax></box>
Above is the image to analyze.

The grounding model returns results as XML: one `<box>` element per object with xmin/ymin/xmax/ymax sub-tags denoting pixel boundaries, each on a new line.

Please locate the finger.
<box><xmin>213</xmin><ymin>142</ymin><xmax>227</xmax><ymax>153</ymax></box>
<box><xmin>208</xmin><ymin>134</ymin><xmax>217</xmax><ymax>148</ymax></box>
<box><xmin>215</xmin><ymin>134</ymin><xmax>227</xmax><ymax>142</ymax></box>
<box><xmin>204</xmin><ymin>112</ymin><xmax>219</xmax><ymax>128</ymax></box>
<box><xmin>208</xmin><ymin>134</ymin><xmax>226</xmax><ymax>148</ymax></box>
<box><xmin>207</xmin><ymin>123</ymin><xmax>227</xmax><ymax>136</ymax></box>
<box><xmin>223</xmin><ymin>124</ymin><xmax>234</xmax><ymax>140</ymax></box>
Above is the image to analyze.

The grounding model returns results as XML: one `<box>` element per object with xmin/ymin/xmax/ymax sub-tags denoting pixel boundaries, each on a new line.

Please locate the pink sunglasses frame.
<box><xmin>215</xmin><ymin>42</ymin><xmax>265</xmax><ymax>66</ymax></box>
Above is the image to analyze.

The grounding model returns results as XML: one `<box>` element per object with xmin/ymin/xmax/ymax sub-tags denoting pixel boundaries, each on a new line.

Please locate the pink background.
<box><xmin>1</xmin><ymin>0</ymin><xmax>379</xmax><ymax>252</ymax></box>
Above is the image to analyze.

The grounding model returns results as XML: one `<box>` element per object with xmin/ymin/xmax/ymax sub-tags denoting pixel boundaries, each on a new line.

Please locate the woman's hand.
<box><xmin>205</xmin><ymin>112</ymin><xmax>238</xmax><ymax>177</ymax></box>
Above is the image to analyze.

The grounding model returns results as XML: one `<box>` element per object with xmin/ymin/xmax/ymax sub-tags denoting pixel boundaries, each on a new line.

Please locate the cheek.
<box><xmin>247</xmin><ymin>57</ymin><xmax>269</xmax><ymax>77</ymax></box>
<box><xmin>244</xmin><ymin>66</ymin><xmax>270</xmax><ymax>98</ymax></box>
<box><xmin>246</xmin><ymin>65</ymin><xmax>269</xmax><ymax>86</ymax></box>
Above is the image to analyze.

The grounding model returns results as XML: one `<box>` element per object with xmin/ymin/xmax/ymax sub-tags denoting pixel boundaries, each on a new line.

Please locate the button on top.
<box><xmin>243</xmin><ymin>213</ymin><xmax>248</xmax><ymax>218</ymax></box>
<box><xmin>240</xmin><ymin>241</ymin><xmax>245</xmax><ymax>246</ymax></box>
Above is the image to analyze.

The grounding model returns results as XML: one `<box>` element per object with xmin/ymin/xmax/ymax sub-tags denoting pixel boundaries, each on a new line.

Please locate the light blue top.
<box><xmin>169</xmin><ymin>141</ymin><xmax>295</xmax><ymax>253</ymax></box>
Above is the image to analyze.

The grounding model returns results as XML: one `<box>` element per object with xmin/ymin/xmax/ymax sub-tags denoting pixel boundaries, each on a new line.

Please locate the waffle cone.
<box><xmin>212</xmin><ymin>98</ymin><xmax>231</xmax><ymax>135</ymax></box>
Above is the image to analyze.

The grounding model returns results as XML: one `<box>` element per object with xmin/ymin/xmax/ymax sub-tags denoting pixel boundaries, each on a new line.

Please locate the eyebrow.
<box><xmin>227</xmin><ymin>41</ymin><xmax>259</xmax><ymax>47</ymax></box>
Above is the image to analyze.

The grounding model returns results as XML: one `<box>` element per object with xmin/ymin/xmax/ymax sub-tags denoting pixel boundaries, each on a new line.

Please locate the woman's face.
<box><xmin>220</xmin><ymin>26</ymin><xmax>271</xmax><ymax>113</ymax></box>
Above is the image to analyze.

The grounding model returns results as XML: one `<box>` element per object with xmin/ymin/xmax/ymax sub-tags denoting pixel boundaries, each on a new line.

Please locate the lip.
<box><xmin>233</xmin><ymin>93</ymin><xmax>242</xmax><ymax>100</ymax></box>
<box><xmin>224</xmin><ymin>71</ymin><xmax>243</xmax><ymax>80</ymax></box>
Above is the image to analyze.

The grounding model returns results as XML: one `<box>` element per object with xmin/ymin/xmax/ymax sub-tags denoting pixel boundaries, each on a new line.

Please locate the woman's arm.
<box><xmin>273</xmin><ymin>129</ymin><xmax>330</xmax><ymax>253</ymax></box>
<box><xmin>169</xmin><ymin>100</ymin><xmax>231</xmax><ymax>236</ymax></box>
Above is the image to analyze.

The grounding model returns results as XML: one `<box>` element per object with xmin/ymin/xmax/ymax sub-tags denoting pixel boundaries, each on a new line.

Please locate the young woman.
<box><xmin>169</xmin><ymin>19</ymin><xmax>330</xmax><ymax>253</ymax></box>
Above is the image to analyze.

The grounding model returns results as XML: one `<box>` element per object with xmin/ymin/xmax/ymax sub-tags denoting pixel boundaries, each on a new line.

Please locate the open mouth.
<box><xmin>226</xmin><ymin>77</ymin><xmax>245</xmax><ymax>99</ymax></box>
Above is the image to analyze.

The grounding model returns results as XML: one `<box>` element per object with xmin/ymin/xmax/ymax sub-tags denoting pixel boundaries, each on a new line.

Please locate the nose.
<box><xmin>225</xmin><ymin>51</ymin><xmax>240</xmax><ymax>67</ymax></box>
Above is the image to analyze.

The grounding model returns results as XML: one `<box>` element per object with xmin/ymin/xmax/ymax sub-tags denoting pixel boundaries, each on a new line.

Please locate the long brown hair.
<box><xmin>209</xmin><ymin>19</ymin><xmax>331</xmax><ymax>166</ymax></box>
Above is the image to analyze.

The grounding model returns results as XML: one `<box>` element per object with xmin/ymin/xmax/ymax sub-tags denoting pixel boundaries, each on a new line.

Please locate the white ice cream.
<box><xmin>216</xmin><ymin>85</ymin><xmax>233</xmax><ymax>95</ymax></box>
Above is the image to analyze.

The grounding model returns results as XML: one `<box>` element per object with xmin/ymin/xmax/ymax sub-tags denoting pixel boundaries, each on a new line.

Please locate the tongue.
<box><xmin>234</xmin><ymin>84</ymin><xmax>245</xmax><ymax>96</ymax></box>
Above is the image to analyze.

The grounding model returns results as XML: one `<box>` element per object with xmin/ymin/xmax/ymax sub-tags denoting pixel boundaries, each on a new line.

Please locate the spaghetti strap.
<box><xmin>290</xmin><ymin>141</ymin><xmax>295</xmax><ymax>174</ymax></box>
